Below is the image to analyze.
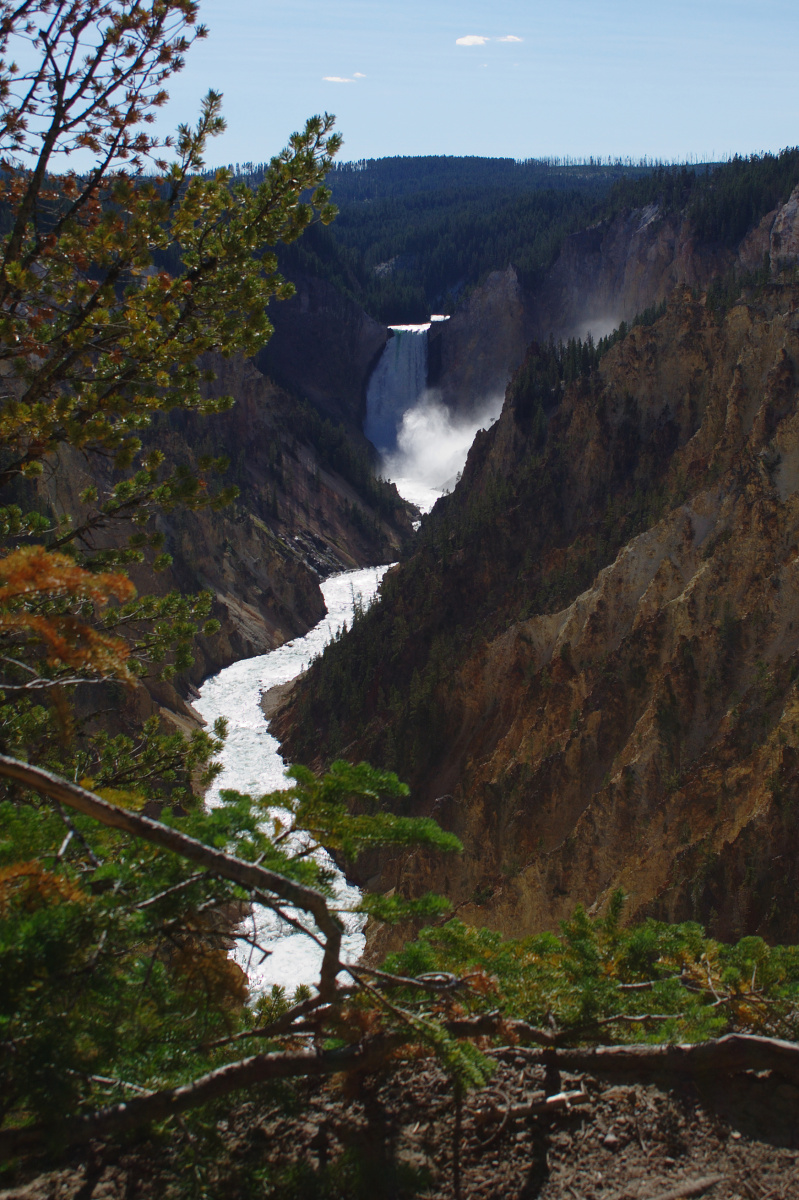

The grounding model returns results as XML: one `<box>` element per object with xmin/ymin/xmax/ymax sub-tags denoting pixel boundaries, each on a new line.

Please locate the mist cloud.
<box><xmin>381</xmin><ymin>390</ymin><xmax>503</xmax><ymax>513</ymax></box>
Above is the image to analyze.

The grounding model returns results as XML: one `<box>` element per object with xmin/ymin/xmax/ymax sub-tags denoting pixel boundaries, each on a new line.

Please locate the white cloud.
<box><xmin>353</xmin><ymin>72</ymin><xmax>366</xmax><ymax>77</ymax></box>
<box><xmin>323</xmin><ymin>76</ymin><xmax>356</xmax><ymax>83</ymax></box>
<box><xmin>456</xmin><ymin>33</ymin><xmax>523</xmax><ymax>46</ymax></box>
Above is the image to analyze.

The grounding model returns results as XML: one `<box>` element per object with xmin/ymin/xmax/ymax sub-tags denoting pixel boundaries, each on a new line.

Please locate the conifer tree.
<box><xmin>0</xmin><ymin>1</ymin><xmax>464</xmax><ymax>1159</ymax></box>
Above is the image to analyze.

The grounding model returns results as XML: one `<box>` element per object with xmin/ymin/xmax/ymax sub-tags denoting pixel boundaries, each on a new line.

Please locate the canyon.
<box><xmin>277</xmin><ymin>183</ymin><xmax>799</xmax><ymax>950</ymax></box>
<box><xmin>43</xmin><ymin>163</ymin><xmax>799</xmax><ymax>947</ymax></box>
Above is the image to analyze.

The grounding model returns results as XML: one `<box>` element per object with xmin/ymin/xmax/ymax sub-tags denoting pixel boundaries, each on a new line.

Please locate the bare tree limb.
<box><xmin>504</xmin><ymin>1033</ymin><xmax>799</xmax><ymax>1085</ymax></box>
<box><xmin>0</xmin><ymin>1039</ymin><xmax>400</xmax><ymax>1158</ymax></box>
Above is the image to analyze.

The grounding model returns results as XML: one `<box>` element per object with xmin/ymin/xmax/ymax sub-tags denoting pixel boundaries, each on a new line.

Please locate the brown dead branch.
<box><xmin>444</xmin><ymin>1013</ymin><xmax>555</xmax><ymax>1046</ymax></box>
<box><xmin>203</xmin><ymin>994</ymin><xmax>326</xmax><ymax>1050</ymax></box>
<box><xmin>512</xmin><ymin>1033</ymin><xmax>799</xmax><ymax>1085</ymax></box>
<box><xmin>0</xmin><ymin>1038</ymin><xmax>400</xmax><ymax>1159</ymax></box>
<box><xmin>474</xmin><ymin>1088</ymin><xmax>590</xmax><ymax>1128</ymax></box>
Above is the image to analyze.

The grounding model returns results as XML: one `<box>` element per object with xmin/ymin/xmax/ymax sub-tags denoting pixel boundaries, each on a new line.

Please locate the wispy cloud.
<box><xmin>323</xmin><ymin>75</ymin><xmax>356</xmax><ymax>83</ymax></box>
<box><xmin>456</xmin><ymin>33</ymin><xmax>523</xmax><ymax>46</ymax></box>
<box><xmin>353</xmin><ymin>72</ymin><xmax>366</xmax><ymax>78</ymax></box>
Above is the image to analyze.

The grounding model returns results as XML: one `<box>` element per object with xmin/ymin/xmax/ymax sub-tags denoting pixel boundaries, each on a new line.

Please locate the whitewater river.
<box><xmin>195</xmin><ymin>565</ymin><xmax>389</xmax><ymax>995</ymax></box>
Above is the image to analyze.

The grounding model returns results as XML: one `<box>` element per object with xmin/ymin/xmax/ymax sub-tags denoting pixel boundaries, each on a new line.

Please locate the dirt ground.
<box><xmin>2</xmin><ymin>1054</ymin><xmax>799</xmax><ymax>1199</ymax></box>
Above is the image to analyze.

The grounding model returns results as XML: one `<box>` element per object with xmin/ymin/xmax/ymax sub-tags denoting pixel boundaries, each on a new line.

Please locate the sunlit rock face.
<box><xmin>771</xmin><ymin>185</ymin><xmax>799</xmax><ymax>269</ymax></box>
<box><xmin>279</xmin><ymin>281</ymin><xmax>799</xmax><ymax>949</ymax></box>
<box><xmin>529</xmin><ymin>185</ymin><xmax>799</xmax><ymax>344</ymax></box>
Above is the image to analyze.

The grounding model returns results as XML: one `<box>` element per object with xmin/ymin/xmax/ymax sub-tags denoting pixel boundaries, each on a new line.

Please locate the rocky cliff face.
<box><xmin>255</xmin><ymin>271</ymin><xmax>388</xmax><ymax>429</ymax></box>
<box><xmin>427</xmin><ymin>266</ymin><xmax>534</xmax><ymax>418</ymax></box>
<box><xmin>427</xmin><ymin>187</ymin><xmax>799</xmax><ymax>423</ymax></box>
<box><xmin>527</xmin><ymin>199</ymin><xmax>781</xmax><ymax>343</ymax></box>
<box><xmin>37</xmin><ymin>349</ymin><xmax>413</xmax><ymax>734</ymax></box>
<box><xmin>278</xmin><ymin>277</ymin><xmax>799</xmax><ymax>947</ymax></box>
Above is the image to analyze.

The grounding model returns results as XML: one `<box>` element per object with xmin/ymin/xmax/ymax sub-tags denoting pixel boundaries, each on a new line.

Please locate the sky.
<box><xmin>157</xmin><ymin>0</ymin><xmax>798</xmax><ymax>167</ymax></box>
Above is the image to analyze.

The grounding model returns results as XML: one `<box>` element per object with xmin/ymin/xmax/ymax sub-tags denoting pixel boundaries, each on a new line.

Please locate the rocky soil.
<box><xmin>2</xmin><ymin>1057</ymin><xmax>797</xmax><ymax>1199</ymax></box>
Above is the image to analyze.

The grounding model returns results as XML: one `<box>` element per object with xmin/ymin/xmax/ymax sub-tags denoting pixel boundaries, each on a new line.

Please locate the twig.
<box><xmin>203</xmin><ymin>994</ymin><xmax>325</xmax><ymax>1050</ymax></box>
<box><xmin>647</xmin><ymin>1175</ymin><xmax>726</xmax><ymax>1200</ymax></box>
<box><xmin>703</xmin><ymin>957</ymin><xmax>722</xmax><ymax>1003</ymax></box>
<box><xmin>230</xmin><ymin>930</ymin><xmax>272</xmax><ymax>964</ymax></box>
<box><xmin>55</xmin><ymin>828</ymin><xmax>74</xmax><ymax>863</ymax></box>
<box><xmin>354</xmin><ymin>965</ymin><xmax>467</xmax><ymax>993</ymax></box>
<box><xmin>563</xmin><ymin>1013</ymin><xmax>684</xmax><ymax>1040</ymax></box>
<box><xmin>251</xmin><ymin>888</ymin><xmax>326</xmax><ymax>951</ymax></box>
<box><xmin>474</xmin><ymin>1089</ymin><xmax>589</xmax><ymax>1128</ymax></box>
<box><xmin>453</xmin><ymin>1081</ymin><xmax>463</xmax><ymax>1200</ymax></box>
<box><xmin>134</xmin><ymin>872</ymin><xmax>207</xmax><ymax>910</ymax></box>
<box><xmin>475</xmin><ymin>1086</ymin><xmax>512</xmax><ymax>1150</ymax></box>
<box><xmin>86</xmin><ymin>1074</ymin><xmax>152</xmax><ymax>1097</ymax></box>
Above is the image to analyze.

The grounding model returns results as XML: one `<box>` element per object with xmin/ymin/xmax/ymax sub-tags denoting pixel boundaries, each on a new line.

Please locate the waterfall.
<box><xmin>364</xmin><ymin>323</ymin><xmax>430</xmax><ymax>453</ymax></box>
<box><xmin>365</xmin><ymin>314</ymin><xmax>498</xmax><ymax>518</ymax></box>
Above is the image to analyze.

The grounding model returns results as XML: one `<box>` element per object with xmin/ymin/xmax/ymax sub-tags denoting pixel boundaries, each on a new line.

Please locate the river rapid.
<box><xmin>194</xmin><ymin>565</ymin><xmax>389</xmax><ymax>995</ymax></box>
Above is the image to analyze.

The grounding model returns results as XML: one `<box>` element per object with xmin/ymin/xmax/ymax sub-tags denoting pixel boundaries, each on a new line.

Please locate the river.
<box><xmin>194</xmin><ymin>564</ymin><xmax>389</xmax><ymax>995</ymax></box>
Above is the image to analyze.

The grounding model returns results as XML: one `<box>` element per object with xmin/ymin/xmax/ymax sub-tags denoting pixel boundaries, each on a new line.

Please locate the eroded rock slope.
<box><xmin>279</xmin><ymin>277</ymin><xmax>799</xmax><ymax>945</ymax></box>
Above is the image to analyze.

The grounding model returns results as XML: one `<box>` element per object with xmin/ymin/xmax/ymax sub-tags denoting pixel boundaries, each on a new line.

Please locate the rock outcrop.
<box><xmin>255</xmin><ymin>271</ymin><xmax>388</xmax><ymax>428</ymax></box>
<box><xmin>278</xmin><ymin>279</ymin><xmax>799</xmax><ymax>946</ymax></box>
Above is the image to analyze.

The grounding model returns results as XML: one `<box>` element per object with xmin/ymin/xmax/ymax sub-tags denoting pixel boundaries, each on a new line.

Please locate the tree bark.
<box><xmin>506</xmin><ymin>1032</ymin><xmax>799</xmax><ymax>1085</ymax></box>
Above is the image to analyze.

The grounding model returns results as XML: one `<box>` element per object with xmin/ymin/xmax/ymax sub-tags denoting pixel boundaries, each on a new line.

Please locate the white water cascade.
<box><xmin>194</xmin><ymin>565</ymin><xmax>389</xmax><ymax>995</ymax></box>
<box><xmin>365</xmin><ymin>315</ymin><xmax>503</xmax><ymax>514</ymax></box>
<box><xmin>364</xmin><ymin>323</ymin><xmax>430</xmax><ymax>454</ymax></box>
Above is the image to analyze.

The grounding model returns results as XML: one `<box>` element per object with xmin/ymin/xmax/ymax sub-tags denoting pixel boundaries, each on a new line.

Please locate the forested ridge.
<box><xmin>229</xmin><ymin>149</ymin><xmax>799</xmax><ymax>323</ymax></box>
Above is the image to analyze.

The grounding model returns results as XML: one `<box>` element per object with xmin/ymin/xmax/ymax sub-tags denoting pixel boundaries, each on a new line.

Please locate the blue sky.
<box><xmin>160</xmin><ymin>0</ymin><xmax>799</xmax><ymax>167</ymax></box>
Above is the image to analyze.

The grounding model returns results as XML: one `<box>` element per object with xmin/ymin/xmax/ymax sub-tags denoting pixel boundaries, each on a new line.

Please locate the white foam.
<box><xmin>195</xmin><ymin>565</ymin><xmax>389</xmax><ymax>995</ymax></box>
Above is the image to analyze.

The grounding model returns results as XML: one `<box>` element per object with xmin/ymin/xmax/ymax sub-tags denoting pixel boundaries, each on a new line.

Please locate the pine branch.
<box><xmin>0</xmin><ymin>754</ymin><xmax>344</xmax><ymax>998</ymax></box>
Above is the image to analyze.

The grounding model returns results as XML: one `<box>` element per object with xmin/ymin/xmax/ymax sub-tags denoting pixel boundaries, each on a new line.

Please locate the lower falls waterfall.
<box><xmin>364</xmin><ymin>323</ymin><xmax>431</xmax><ymax>454</ymax></box>
<box><xmin>365</xmin><ymin>317</ymin><xmax>502</xmax><ymax>514</ymax></box>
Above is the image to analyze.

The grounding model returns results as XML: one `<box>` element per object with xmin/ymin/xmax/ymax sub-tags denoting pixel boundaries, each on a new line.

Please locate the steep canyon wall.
<box><xmin>278</xmin><ymin>279</ymin><xmax>799</xmax><ymax>948</ymax></box>
<box><xmin>428</xmin><ymin>187</ymin><xmax>799</xmax><ymax>423</ymax></box>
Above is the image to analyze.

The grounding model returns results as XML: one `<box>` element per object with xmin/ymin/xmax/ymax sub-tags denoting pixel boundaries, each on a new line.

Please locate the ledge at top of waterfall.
<box><xmin>365</xmin><ymin>315</ymin><xmax>498</xmax><ymax>516</ymax></box>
